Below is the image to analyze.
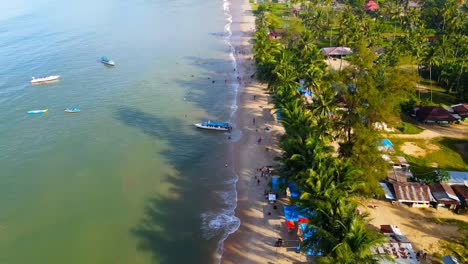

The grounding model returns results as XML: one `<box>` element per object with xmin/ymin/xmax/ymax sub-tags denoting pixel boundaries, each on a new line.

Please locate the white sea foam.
<box><xmin>201</xmin><ymin>184</ymin><xmax>240</xmax><ymax>263</ymax></box>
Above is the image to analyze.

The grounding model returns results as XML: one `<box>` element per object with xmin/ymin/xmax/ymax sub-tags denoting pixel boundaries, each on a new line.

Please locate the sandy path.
<box><xmin>221</xmin><ymin>0</ymin><xmax>306</xmax><ymax>263</ymax></box>
<box><xmin>388</xmin><ymin>122</ymin><xmax>468</xmax><ymax>139</ymax></box>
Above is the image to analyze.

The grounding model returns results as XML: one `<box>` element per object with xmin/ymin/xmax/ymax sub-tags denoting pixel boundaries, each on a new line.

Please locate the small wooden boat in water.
<box><xmin>27</xmin><ymin>109</ymin><xmax>48</xmax><ymax>114</ymax></box>
<box><xmin>194</xmin><ymin>121</ymin><xmax>232</xmax><ymax>131</ymax></box>
<box><xmin>30</xmin><ymin>75</ymin><xmax>60</xmax><ymax>84</ymax></box>
<box><xmin>100</xmin><ymin>57</ymin><xmax>115</xmax><ymax>66</ymax></box>
<box><xmin>65</xmin><ymin>108</ymin><xmax>80</xmax><ymax>113</ymax></box>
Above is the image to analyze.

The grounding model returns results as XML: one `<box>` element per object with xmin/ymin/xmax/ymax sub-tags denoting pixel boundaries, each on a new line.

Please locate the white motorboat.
<box><xmin>100</xmin><ymin>57</ymin><xmax>115</xmax><ymax>66</ymax></box>
<box><xmin>31</xmin><ymin>75</ymin><xmax>60</xmax><ymax>84</ymax></box>
<box><xmin>194</xmin><ymin>121</ymin><xmax>232</xmax><ymax>131</ymax></box>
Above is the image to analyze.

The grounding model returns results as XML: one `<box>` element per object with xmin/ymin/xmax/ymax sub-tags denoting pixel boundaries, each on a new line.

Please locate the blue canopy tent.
<box><xmin>288</xmin><ymin>182</ymin><xmax>301</xmax><ymax>199</ymax></box>
<box><xmin>283</xmin><ymin>205</ymin><xmax>299</xmax><ymax>221</ymax></box>
<box><xmin>297</xmin><ymin>223</ymin><xmax>322</xmax><ymax>256</ymax></box>
<box><xmin>381</xmin><ymin>138</ymin><xmax>393</xmax><ymax>147</ymax></box>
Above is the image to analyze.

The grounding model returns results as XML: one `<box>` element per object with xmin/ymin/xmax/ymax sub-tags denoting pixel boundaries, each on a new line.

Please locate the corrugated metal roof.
<box><xmin>392</xmin><ymin>183</ymin><xmax>435</xmax><ymax>202</ymax></box>
<box><xmin>447</xmin><ymin>171</ymin><xmax>468</xmax><ymax>184</ymax></box>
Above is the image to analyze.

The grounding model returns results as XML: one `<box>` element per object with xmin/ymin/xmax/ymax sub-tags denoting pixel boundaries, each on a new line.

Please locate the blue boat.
<box><xmin>100</xmin><ymin>56</ymin><xmax>115</xmax><ymax>66</ymax></box>
<box><xmin>194</xmin><ymin>120</ymin><xmax>231</xmax><ymax>131</ymax></box>
<box><xmin>65</xmin><ymin>108</ymin><xmax>80</xmax><ymax>113</ymax></box>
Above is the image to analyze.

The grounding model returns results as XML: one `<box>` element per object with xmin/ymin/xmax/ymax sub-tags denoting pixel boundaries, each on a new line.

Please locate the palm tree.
<box><xmin>318</xmin><ymin>217</ymin><xmax>389</xmax><ymax>263</ymax></box>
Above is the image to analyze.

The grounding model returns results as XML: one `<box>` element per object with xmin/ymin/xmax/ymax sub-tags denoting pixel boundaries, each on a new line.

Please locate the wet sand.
<box><xmin>221</xmin><ymin>0</ymin><xmax>306</xmax><ymax>263</ymax></box>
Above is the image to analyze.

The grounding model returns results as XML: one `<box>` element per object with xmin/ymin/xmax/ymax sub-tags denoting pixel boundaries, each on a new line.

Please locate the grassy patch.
<box><xmin>389</xmin><ymin>137</ymin><xmax>468</xmax><ymax>182</ymax></box>
<box><xmin>397</xmin><ymin>122</ymin><xmax>424</xmax><ymax>134</ymax></box>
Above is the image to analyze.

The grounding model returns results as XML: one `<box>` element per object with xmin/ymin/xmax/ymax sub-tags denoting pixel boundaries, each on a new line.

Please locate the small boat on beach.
<box><xmin>64</xmin><ymin>107</ymin><xmax>80</xmax><ymax>113</ymax></box>
<box><xmin>30</xmin><ymin>75</ymin><xmax>60</xmax><ymax>84</ymax></box>
<box><xmin>27</xmin><ymin>109</ymin><xmax>48</xmax><ymax>114</ymax></box>
<box><xmin>100</xmin><ymin>57</ymin><xmax>115</xmax><ymax>66</ymax></box>
<box><xmin>194</xmin><ymin>121</ymin><xmax>232</xmax><ymax>131</ymax></box>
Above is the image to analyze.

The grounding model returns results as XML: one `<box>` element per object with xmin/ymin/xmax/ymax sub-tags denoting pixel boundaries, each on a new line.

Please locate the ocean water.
<box><xmin>0</xmin><ymin>0</ymin><xmax>240</xmax><ymax>263</ymax></box>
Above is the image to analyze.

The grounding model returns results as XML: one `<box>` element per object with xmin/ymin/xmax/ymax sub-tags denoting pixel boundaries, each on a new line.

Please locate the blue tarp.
<box><xmin>288</xmin><ymin>182</ymin><xmax>301</xmax><ymax>199</ymax></box>
<box><xmin>283</xmin><ymin>205</ymin><xmax>298</xmax><ymax>221</ymax></box>
<box><xmin>381</xmin><ymin>138</ymin><xmax>393</xmax><ymax>147</ymax></box>
<box><xmin>271</xmin><ymin>176</ymin><xmax>280</xmax><ymax>191</ymax></box>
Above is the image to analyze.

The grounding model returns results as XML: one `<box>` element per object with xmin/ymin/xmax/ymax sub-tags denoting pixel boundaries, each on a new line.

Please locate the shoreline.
<box><xmin>220</xmin><ymin>0</ymin><xmax>305</xmax><ymax>263</ymax></box>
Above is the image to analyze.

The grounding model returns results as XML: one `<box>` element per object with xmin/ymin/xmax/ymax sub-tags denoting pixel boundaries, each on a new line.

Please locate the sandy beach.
<box><xmin>221</xmin><ymin>0</ymin><xmax>306</xmax><ymax>263</ymax></box>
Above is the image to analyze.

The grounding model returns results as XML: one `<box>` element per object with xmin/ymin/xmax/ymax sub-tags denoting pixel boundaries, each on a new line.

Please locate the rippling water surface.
<box><xmin>0</xmin><ymin>0</ymin><xmax>239</xmax><ymax>263</ymax></box>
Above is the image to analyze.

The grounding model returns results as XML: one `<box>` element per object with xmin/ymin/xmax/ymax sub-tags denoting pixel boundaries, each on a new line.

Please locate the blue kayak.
<box><xmin>27</xmin><ymin>109</ymin><xmax>48</xmax><ymax>114</ymax></box>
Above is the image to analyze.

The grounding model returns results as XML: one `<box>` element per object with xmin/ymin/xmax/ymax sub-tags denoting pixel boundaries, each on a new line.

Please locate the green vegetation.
<box><xmin>252</xmin><ymin>0</ymin><xmax>466</xmax><ymax>262</ymax></box>
<box><xmin>432</xmin><ymin>218</ymin><xmax>468</xmax><ymax>263</ymax></box>
<box><xmin>397</xmin><ymin>122</ymin><xmax>423</xmax><ymax>134</ymax></box>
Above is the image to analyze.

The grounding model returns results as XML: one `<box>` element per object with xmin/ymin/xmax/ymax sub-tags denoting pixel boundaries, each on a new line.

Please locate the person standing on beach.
<box><xmin>253</xmin><ymin>117</ymin><xmax>256</xmax><ymax>125</ymax></box>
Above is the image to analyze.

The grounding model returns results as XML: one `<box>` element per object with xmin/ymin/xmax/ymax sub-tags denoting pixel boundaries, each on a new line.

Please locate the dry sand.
<box><xmin>221</xmin><ymin>0</ymin><xmax>306</xmax><ymax>263</ymax></box>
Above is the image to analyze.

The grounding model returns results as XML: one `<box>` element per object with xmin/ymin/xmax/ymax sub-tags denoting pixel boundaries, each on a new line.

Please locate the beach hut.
<box><xmin>451</xmin><ymin>185</ymin><xmax>468</xmax><ymax>208</ymax></box>
<box><xmin>451</xmin><ymin>104</ymin><xmax>468</xmax><ymax>120</ymax></box>
<box><xmin>430</xmin><ymin>183</ymin><xmax>460</xmax><ymax>209</ymax></box>
<box><xmin>416</xmin><ymin>106</ymin><xmax>456</xmax><ymax>124</ymax></box>
<box><xmin>321</xmin><ymin>47</ymin><xmax>353</xmax><ymax>58</ymax></box>
<box><xmin>392</xmin><ymin>182</ymin><xmax>435</xmax><ymax>207</ymax></box>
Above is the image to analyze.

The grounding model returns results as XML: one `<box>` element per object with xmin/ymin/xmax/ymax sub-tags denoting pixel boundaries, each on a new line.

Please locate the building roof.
<box><xmin>451</xmin><ymin>185</ymin><xmax>468</xmax><ymax>206</ymax></box>
<box><xmin>387</xmin><ymin>169</ymin><xmax>409</xmax><ymax>183</ymax></box>
<box><xmin>321</xmin><ymin>47</ymin><xmax>353</xmax><ymax>56</ymax></box>
<box><xmin>371</xmin><ymin>243</ymin><xmax>417</xmax><ymax>263</ymax></box>
<box><xmin>416</xmin><ymin>106</ymin><xmax>456</xmax><ymax>122</ymax></box>
<box><xmin>392</xmin><ymin>182</ymin><xmax>435</xmax><ymax>203</ymax></box>
<box><xmin>430</xmin><ymin>183</ymin><xmax>460</xmax><ymax>205</ymax></box>
<box><xmin>379</xmin><ymin>182</ymin><xmax>395</xmax><ymax>200</ymax></box>
<box><xmin>451</xmin><ymin>104</ymin><xmax>468</xmax><ymax>117</ymax></box>
<box><xmin>447</xmin><ymin>171</ymin><xmax>468</xmax><ymax>184</ymax></box>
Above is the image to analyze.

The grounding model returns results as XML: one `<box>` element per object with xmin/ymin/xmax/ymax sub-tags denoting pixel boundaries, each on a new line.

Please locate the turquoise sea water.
<box><xmin>0</xmin><ymin>0</ymin><xmax>239</xmax><ymax>263</ymax></box>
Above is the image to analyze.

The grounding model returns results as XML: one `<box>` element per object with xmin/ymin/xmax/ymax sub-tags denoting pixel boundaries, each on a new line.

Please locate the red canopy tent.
<box><xmin>285</xmin><ymin>220</ymin><xmax>295</xmax><ymax>230</ymax></box>
<box><xmin>364</xmin><ymin>0</ymin><xmax>379</xmax><ymax>11</ymax></box>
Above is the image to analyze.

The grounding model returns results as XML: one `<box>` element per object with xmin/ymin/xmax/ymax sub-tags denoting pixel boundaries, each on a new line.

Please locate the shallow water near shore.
<box><xmin>0</xmin><ymin>0</ymin><xmax>239</xmax><ymax>263</ymax></box>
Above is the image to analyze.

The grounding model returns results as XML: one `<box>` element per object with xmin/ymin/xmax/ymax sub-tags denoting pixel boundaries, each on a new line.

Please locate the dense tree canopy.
<box><xmin>252</xmin><ymin>0</ymin><xmax>466</xmax><ymax>262</ymax></box>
